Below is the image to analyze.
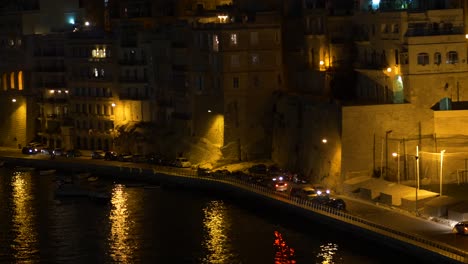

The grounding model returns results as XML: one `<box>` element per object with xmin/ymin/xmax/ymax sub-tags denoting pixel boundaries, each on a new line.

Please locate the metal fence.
<box><xmin>151</xmin><ymin>166</ymin><xmax>468</xmax><ymax>263</ymax></box>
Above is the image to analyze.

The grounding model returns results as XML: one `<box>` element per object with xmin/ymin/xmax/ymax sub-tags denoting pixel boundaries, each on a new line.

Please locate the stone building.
<box><xmin>342</xmin><ymin>1</ymin><xmax>468</xmax><ymax>188</ymax></box>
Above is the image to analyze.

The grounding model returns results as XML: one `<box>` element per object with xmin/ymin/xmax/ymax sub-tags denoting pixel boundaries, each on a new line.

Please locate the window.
<box><xmin>212</xmin><ymin>34</ymin><xmax>219</xmax><ymax>52</ymax></box>
<box><xmin>446</xmin><ymin>51</ymin><xmax>458</xmax><ymax>64</ymax></box>
<box><xmin>417</xmin><ymin>53</ymin><xmax>429</xmax><ymax>65</ymax></box>
<box><xmin>381</xmin><ymin>24</ymin><xmax>389</xmax><ymax>33</ymax></box>
<box><xmin>393</xmin><ymin>24</ymin><xmax>399</xmax><ymax>33</ymax></box>
<box><xmin>233</xmin><ymin>77</ymin><xmax>239</xmax><ymax>89</ymax></box>
<box><xmin>434</xmin><ymin>52</ymin><xmax>441</xmax><ymax>65</ymax></box>
<box><xmin>253</xmin><ymin>75</ymin><xmax>259</xmax><ymax>87</ymax></box>
<box><xmin>250</xmin><ymin>32</ymin><xmax>258</xmax><ymax>45</ymax></box>
<box><xmin>231</xmin><ymin>55</ymin><xmax>239</xmax><ymax>67</ymax></box>
<box><xmin>251</xmin><ymin>54</ymin><xmax>259</xmax><ymax>65</ymax></box>
<box><xmin>230</xmin><ymin>33</ymin><xmax>237</xmax><ymax>45</ymax></box>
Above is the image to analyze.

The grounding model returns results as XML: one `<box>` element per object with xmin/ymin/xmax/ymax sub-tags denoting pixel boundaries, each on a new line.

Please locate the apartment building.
<box><xmin>66</xmin><ymin>30</ymin><xmax>117</xmax><ymax>151</ymax></box>
<box><xmin>191</xmin><ymin>12</ymin><xmax>284</xmax><ymax>160</ymax></box>
<box><xmin>27</xmin><ymin>34</ymin><xmax>72</xmax><ymax>149</ymax></box>
<box><xmin>343</xmin><ymin>1</ymin><xmax>468</xmax><ymax>184</ymax></box>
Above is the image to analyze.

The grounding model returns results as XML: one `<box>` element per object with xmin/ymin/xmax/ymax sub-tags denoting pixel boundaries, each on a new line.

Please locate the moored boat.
<box><xmin>39</xmin><ymin>169</ymin><xmax>56</xmax><ymax>175</ymax></box>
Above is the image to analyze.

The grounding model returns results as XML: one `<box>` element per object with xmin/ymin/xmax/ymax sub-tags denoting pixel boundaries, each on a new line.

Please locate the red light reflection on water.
<box><xmin>273</xmin><ymin>230</ymin><xmax>296</xmax><ymax>264</ymax></box>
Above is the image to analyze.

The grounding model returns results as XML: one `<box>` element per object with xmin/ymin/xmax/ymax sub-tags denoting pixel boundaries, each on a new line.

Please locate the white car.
<box><xmin>174</xmin><ymin>157</ymin><xmax>191</xmax><ymax>168</ymax></box>
<box><xmin>274</xmin><ymin>181</ymin><xmax>288</xmax><ymax>192</ymax></box>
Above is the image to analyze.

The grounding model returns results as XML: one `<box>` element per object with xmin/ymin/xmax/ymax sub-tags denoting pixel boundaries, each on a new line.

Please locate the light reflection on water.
<box><xmin>11</xmin><ymin>171</ymin><xmax>38</xmax><ymax>261</ymax></box>
<box><xmin>201</xmin><ymin>200</ymin><xmax>237</xmax><ymax>263</ymax></box>
<box><xmin>109</xmin><ymin>184</ymin><xmax>136</xmax><ymax>263</ymax></box>
<box><xmin>273</xmin><ymin>230</ymin><xmax>296</xmax><ymax>264</ymax></box>
<box><xmin>317</xmin><ymin>242</ymin><xmax>341</xmax><ymax>264</ymax></box>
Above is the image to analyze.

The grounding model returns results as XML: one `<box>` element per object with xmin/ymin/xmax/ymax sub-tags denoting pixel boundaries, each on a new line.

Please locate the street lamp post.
<box><xmin>415</xmin><ymin>145</ymin><xmax>420</xmax><ymax>215</ymax></box>
<box><xmin>385</xmin><ymin>130</ymin><xmax>393</xmax><ymax>179</ymax></box>
<box><xmin>440</xmin><ymin>150</ymin><xmax>446</xmax><ymax>196</ymax></box>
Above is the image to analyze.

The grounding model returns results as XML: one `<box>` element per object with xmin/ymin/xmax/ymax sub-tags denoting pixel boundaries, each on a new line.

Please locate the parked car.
<box><xmin>453</xmin><ymin>221</ymin><xmax>468</xmax><ymax>235</ymax></box>
<box><xmin>22</xmin><ymin>146</ymin><xmax>37</xmax><ymax>154</ymax></box>
<box><xmin>53</xmin><ymin>148</ymin><xmax>65</xmax><ymax>156</ymax></box>
<box><xmin>325</xmin><ymin>198</ymin><xmax>346</xmax><ymax>211</ymax></box>
<box><xmin>91</xmin><ymin>151</ymin><xmax>106</xmax><ymax>159</ymax></box>
<box><xmin>131</xmin><ymin>154</ymin><xmax>147</xmax><ymax>163</ymax></box>
<box><xmin>65</xmin><ymin>149</ymin><xmax>82</xmax><ymax>158</ymax></box>
<box><xmin>248</xmin><ymin>164</ymin><xmax>267</xmax><ymax>174</ymax></box>
<box><xmin>118</xmin><ymin>153</ymin><xmax>133</xmax><ymax>162</ymax></box>
<box><xmin>197</xmin><ymin>167</ymin><xmax>211</xmax><ymax>177</ymax></box>
<box><xmin>174</xmin><ymin>157</ymin><xmax>191</xmax><ymax>168</ymax></box>
<box><xmin>104</xmin><ymin>151</ymin><xmax>119</xmax><ymax>161</ymax></box>
<box><xmin>295</xmin><ymin>186</ymin><xmax>329</xmax><ymax>200</ymax></box>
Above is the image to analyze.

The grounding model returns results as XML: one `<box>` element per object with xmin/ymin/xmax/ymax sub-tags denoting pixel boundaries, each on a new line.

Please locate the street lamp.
<box><xmin>440</xmin><ymin>150</ymin><xmax>446</xmax><ymax>196</ymax></box>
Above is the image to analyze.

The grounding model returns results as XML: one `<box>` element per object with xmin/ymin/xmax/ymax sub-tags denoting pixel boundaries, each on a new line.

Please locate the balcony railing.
<box><xmin>405</xmin><ymin>27</ymin><xmax>464</xmax><ymax>37</ymax></box>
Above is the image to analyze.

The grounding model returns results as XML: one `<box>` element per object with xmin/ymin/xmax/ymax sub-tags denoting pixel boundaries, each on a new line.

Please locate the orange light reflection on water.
<box><xmin>273</xmin><ymin>230</ymin><xmax>296</xmax><ymax>264</ymax></box>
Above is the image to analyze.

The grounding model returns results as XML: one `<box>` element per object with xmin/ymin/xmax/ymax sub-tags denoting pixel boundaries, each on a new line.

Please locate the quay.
<box><xmin>0</xmin><ymin>148</ymin><xmax>466</xmax><ymax>263</ymax></box>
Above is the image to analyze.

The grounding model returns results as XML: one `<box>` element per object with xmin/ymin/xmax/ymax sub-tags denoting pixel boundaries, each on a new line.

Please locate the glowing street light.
<box><xmin>11</xmin><ymin>98</ymin><xmax>16</xmax><ymax>103</ymax></box>
<box><xmin>322</xmin><ymin>138</ymin><xmax>327</xmax><ymax>144</ymax></box>
<box><xmin>440</xmin><ymin>150</ymin><xmax>446</xmax><ymax>196</ymax></box>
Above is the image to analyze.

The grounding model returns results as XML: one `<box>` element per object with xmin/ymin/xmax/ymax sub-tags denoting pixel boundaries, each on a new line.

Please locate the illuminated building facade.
<box><xmin>66</xmin><ymin>30</ymin><xmax>117</xmax><ymax>151</ymax></box>
<box><xmin>28</xmin><ymin>34</ymin><xmax>72</xmax><ymax>149</ymax></box>
<box><xmin>190</xmin><ymin>12</ymin><xmax>284</xmax><ymax>160</ymax></box>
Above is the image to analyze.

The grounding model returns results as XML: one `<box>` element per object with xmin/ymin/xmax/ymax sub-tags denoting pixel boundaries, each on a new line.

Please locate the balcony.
<box><xmin>405</xmin><ymin>26</ymin><xmax>463</xmax><ymax>37</ymax></box>
<box><xmin>34</xmin><ymin>66</ymin><xmax>66</xmax><ymax>72</ymax></box>
<box><xmin>119</xmin><ymin>59</ymin><xmax>147</xmax><ymax>65</ymax></box>
<box><xmin>119</xmin><ymin>77</ymin><xmax>148</xmax><ymax>83</ymax></box>
<box><xmin>35</xmin><ymin>82</ymin><xmax>66</xmax><ymax>88</ymax></box>
<box><xmin>119</xmin><ymin>94</ymin><xmax>150</xmax><ymax>101</ymax></box>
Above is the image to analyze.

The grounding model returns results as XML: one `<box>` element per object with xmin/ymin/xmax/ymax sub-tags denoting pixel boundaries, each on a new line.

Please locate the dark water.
<box><xmin>0</xmin><ymin>167</ymin><xmax>421</xmax><ymax>263</ymax></box>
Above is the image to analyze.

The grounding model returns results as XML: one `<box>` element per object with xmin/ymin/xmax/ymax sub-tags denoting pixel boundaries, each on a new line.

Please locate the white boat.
<box><xmin>87</xmin><ymin>176</ymin><xmax>99</xmax><ymax>182</ymax></box>
<box><xmin>39</xmin><ymin>169</ymin><xmax>56</xmax><ymax>175</ymax></box>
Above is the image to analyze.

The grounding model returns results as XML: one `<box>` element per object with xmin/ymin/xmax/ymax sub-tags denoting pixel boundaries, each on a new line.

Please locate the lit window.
<box><xmin>417</xmin><ymin>53</ymin><xmax>429</xmax><ymax>65</ymax></box>
<box><xmin>434</xmin><ymin>52</ymin><xmax>441</xmax><ymax>65</ymax></box>
<box><xmin>92</xmin><ymin>48</ymin><xmax>106</xmax><ymax>58</ymax></box>
<box><xmin>94</xmin><ymin>68</ymin><xmax>99</xmax><ymax>77</ymax></box>
<box><xmin>230</xmin><ymin>33</ymin><xmax>237</xmax><ymax>45</ymax></box>
<box><xmin>213</xmin><ymin>34</ymin><xmax>219</xmax><ymax>52</ymax></box>
<box><xmin>446</xmin><ymin>51</ymin><xmax>458</xmax><ymax>64</ymax></box>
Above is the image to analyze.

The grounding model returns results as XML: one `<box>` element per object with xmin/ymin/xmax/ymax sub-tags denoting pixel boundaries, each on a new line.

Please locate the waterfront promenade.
<box><xmin>0</xmin><ymin>148</ymin><xmax>467</xmax><ymax>263</ymax></box>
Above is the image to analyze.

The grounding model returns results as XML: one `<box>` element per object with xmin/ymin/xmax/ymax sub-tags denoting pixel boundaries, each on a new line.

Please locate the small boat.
<box><xmin>15</xmin><ymin>166</ymin><xmax>35</xmax><ymax>172</ymax></box>
<box><xmin>87</xmin><ymin>176</ymin><xmax>99</xmax><ymax>182</ymax></box>
<box><xmin>55</xmin><ymin>184</ymin><xmax>110</xmax><ymax>201</ymax></box>
<box><xmin>39</xmin><ymin>169</ymin><xmax>56</xmax><ymax>175</ymax></box>
<box><xmin>76</xmin><ymin>172</ymin><xmax>92</xmax><ymax>179</ymax></box>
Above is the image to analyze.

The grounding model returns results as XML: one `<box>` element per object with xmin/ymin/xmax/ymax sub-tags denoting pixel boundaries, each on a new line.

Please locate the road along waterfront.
<box><xmin>0</xmin><ymin>149</ymin><xmax>466</xmax><ymax>263</ymax></box>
